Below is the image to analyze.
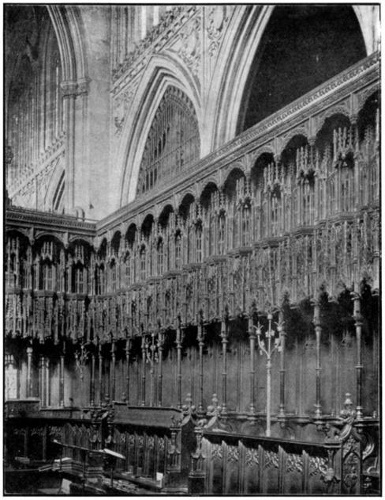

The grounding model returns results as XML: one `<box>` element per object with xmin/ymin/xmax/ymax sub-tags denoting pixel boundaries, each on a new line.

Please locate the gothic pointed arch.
<box><xmin>210</xmin><ymin>5</ymin><xmax>368</xmax><ymax>149</ymax></box>
<box><xmin>116</xmin><ymin>54</ymin><xmax>201</xmax><ymax>207</ymax></box>
<box><xmin>47</xmin><ymin>5</ymin><xmax>87</xmax><ymax>82</ymax></box>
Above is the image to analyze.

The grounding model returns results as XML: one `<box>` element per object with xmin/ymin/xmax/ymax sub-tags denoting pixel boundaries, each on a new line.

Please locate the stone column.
<box><xmin>61</xmin><ymin>81</ymin><xmax>77</xmax><ymax>211</ymax></box>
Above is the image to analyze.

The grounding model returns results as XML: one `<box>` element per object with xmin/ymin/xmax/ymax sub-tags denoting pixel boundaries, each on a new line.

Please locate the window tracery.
<box><xmin>137</xmin><ymin>86</ymin><xmax>200</xmax><ymax>196</ymax></box>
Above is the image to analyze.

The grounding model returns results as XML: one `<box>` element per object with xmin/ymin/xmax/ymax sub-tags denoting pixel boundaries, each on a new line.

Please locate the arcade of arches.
<box><xmin>4</xmin><ymin>4</ymin><xmax>380</xmax><ymax>496</ymax></box>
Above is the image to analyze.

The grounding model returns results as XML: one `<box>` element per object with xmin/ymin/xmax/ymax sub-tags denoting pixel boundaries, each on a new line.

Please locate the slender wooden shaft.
<box><xmin>141</xmin><ymin>337</ymin><xmax>146</xmax><ymax>406</ymax></box>
<box><xmin>266</xmin><ymin>355</ymin><xmax>272</xmax><ymax>437</ymax></box>
<box><xmin>278</xmin><ymin>311</ymin><xmax>286</xmax><ymax>417</ymax></box>
<box><xmin>60</xmin><ymin>355</ymin><xmax>65</xmax><ymax>407</ymax></box>
<box><xmin>98</xmin><ymin>345</ymin><xmax>103</xmax><ymax>405</ymax></box>
<box><xmin>45</xmin><ymin>358</ymin><xmax>50</xmax><ymax>406</ymax></box>
<box><xmin>27</xmin><ymin>346</ymin><xmax>33</xmax><ymax>398</ymax></box>
<box><xmin>149</xmin><ymin>334</ymin><xmax>155</xmax><ymax>406</ymax></box>
<box><xmin>314</xmin><ymin>302</ymin><xmax>322</xmax><ymax>418</ymax></box>
<box><xmin>125</xmin><ymin>339</ymin><xmax>130</xmax><ymax>404</ymax></box>
<box><xmin>158</xmin><ymin>333</ymin><xmax>164</xmax><ymax>407</ymax></box>
<box><xmin>176</xmin><ymin>326</ymin><xmax>182</xmax><ymax>409</ymax></box>
<box><xmin>353</xmin><ymin>294</ymin><xmax>363</xmax><ymax>418</ymax></box>
<box><xmin>220</xmin><ymin>320</ymin><xmax>228</xmax><ymax>414</ymax></box>
<box><xmin>110</xmin><ymin>340</ymin><xmax>116</xmax><ymax>402</ymax></box>
<box><xmin>248</xmin><ymin>318</ymin><xmax>256</xmax><ymax>414</ymax></box>
<box><xmin>197</xmin><ymin>323</ymin><xmax>204</xmax><ymax>413</ymax></box>
<box><xmin>39</xmin><ymin>355</ymin><xmax>44</xmax><ymax>405</ymax></box>
<box><xmin>90</xmin><ymin>353</ymin><xmax>95</xmax><ymax>406</ymax></box>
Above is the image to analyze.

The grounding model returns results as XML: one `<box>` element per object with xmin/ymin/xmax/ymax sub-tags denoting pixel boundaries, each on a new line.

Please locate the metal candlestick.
<box><xmin>254</xmin><ymin>312</ymin><xmax>283</xmax><ymax>437</ymax></box>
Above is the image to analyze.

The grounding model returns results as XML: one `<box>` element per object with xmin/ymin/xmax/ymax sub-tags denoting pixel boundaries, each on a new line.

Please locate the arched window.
<box><xmin>137</xmin><ymin>86</ymin><xmax>200</xmax><ymax>196</ymax></box>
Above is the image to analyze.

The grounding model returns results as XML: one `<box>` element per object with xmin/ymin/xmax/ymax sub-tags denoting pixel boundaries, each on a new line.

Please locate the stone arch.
<box><xmin>117</xmin><ymin>54</ymin><xmax>201</xmax><ymax>208</ymax></box>
<box><xmin>67</xmin><ymin>237</ymin><xmax>93</xmax><ymax>249</ymax></box>
<box><xmin>280</xmin><ymin>133</ymin><xmax>310</xmax><ymax>159</ymax></box>
<box><xmin>159</xmin><ymin>204</ymin><xmax>175</xmax><ymax>225</ymax></box>
<box><xmin>138</xmin><ymin>210</ymin><xmax>156</xmax><ymax>231</ymax></box>
<box><xmin>5</xmin><ymin>228</ymin><xmax>32</xmax><ymax>245</ymax></box>
<box><xmin>47</xmin><ymin>6</ymin><xmax>87</xmax><ymax>82</ymax></box>
<box><xmin>208</xmin><ymin>5</ymin><xmax>274</xmax><ymax>150</ymax></box>
<box><xmin>223</xmin><ymin>166</ymin><xmax>245</xmax><ymax>191</ymax></box>
<box><xmin>352</xmin><ymin>6</ymin><xmax>380</xmax><ymax>55</ymax></box>
<box><xmin>178</xmin><ymin>192</ymin><xmax>196</xmax><ymax>220</ymax></box>
<box><xmin>314</xmin><ymin>106</ymin><xmax>352</xmax><ymax>138</ymax></box>
<box><xmin>211</xmin><ymin>5</ymin><xmax>369</xmax><ymax>150</ymax></box>
<box><xmin>96</xmin><ymin>237</ymin><xmax>108</xmax><ymax>255</ymax></box>
<box><xmin>315</xmin><ymin>113</ymin><xmax>353</xmax><ymax>149</ymax></box>
<box><xmin>200</xmin><ymin>181</ymin><xmax>219</xmax><ymax>208</ymax></box>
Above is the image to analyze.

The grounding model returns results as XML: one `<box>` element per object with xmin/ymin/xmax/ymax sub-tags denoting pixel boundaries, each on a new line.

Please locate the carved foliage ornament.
<box><xmin>114</xmin><ymin>84</ymin><xmax>139</xmax><ymax>135</ymax></box>
<box><xmin>245</xmin><ymin>447</ymin><xmax>259</xmax><ymax>467</ymax></box>
<box><xmin>286</xmin><ymin>453</ymin><xmax>303</xmax><ymax>474</ymax></box>
<box><xmin>179</xmin><ymin>17</ymin><xmax>201</xmax><ymax>75</ymax></box>
<box><xmin>206</xmin><ymin>6</ymin><xmax>229</xmax><ymax>57</ymax></box>
<box><xmin>264</xmin><ymin>450</ymin><xmax>279</xmax><ymax>469</ymax></box>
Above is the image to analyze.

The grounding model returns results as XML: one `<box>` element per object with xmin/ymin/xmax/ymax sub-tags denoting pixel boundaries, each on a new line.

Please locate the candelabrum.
<box><xmin>254</xmin><ymin>312</ymin><xmax>283</xmax><ymax>437</ymax></box>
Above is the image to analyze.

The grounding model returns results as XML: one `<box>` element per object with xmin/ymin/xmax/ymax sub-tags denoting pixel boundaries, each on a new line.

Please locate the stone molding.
<box><xmin>112</xmin><ymin>6</ymin><xmax>197</xmax><ymax>93</ymax></box>
<box><xmin>61</xmin><ymin>78</ymin><xmax>90</xmax><ymax>98</ymax></box>
<box><xmin>100</xmin><ymin>54</ymin><xmax>379</xmax><ymax>233</ymax></box>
